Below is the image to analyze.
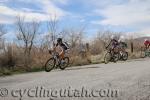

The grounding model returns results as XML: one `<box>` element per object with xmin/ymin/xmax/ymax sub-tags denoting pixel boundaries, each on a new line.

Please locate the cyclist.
<box><xmin>118</xmin><ymin>36</ymin><xmax>127</xmax><ymax>51</ymax></box>
<box><xmin>106</xmin><ymin>35</ymin><xmax>119</xmax><ymax>54</ymax></box>
<box><xmin>144</xmin><ymin>39</ymin><xmax>150</xmax><ymax>50</ymax></box>
<box><xmin>118</xmin><ymin>36</ymin><xmax>127</xmax><ymax>57</ymax></box>
<box><xmin>54</xmin><ymin>38</ymin><xmax>69</xmax><ymax>63</ymax></box>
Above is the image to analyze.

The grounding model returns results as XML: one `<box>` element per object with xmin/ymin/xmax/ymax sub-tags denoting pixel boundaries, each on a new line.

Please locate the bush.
<box><xmin>0</xmin><ymin>68</ymin><xmax>12</xmax><ymax>76</ymax></box>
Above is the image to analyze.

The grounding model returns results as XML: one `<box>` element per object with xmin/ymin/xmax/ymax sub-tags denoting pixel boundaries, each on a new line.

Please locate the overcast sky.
<box><xmin>0</xmin><ymin>0</ymin><xmax>150</xmax><ymax>41</ymax></box>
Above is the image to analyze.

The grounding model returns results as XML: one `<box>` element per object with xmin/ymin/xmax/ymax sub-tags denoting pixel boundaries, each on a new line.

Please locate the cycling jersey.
<box><xmin>56</xmin><ymin>42</ymin><xmax>68</xmax><ymax>51</ymax></box>
<box><xmin>144</xmin><ymin>40</ymin><xmax>150</xmax><ymax>46</ymax></box>
<box><xmin>107</xmin><ymin>39</ymin><xmax>119</xmax><ymax>49</ymax></box>
<box><xmin>119</xmin><ymin>42</ymin><xmax>127</xmax><ymax>49</ymax></box>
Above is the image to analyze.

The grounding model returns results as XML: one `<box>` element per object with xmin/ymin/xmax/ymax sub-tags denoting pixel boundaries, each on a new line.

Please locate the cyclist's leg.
<box><xmin>59</xmin><ymin>48</ymin><xmax>65</xmax><ymax>60</ymax></box>
<box><xmin>59</xmin><ymin>51</ymin><xmax>66</xmax><ymax>64</ymax></box>
<box><xmin>114</xmin><ymin>45</ymin><xmax>119</xmax><ymax>54</ymax></box>
<box><xmin>111</xmin><ymin>46</ymin><xmax>115</xmax><ymax>55</ymax></box>
<box><xmin>121</xmin><ymin>45</ymin><xmax>126</xmax><ymax>53</ymax></box>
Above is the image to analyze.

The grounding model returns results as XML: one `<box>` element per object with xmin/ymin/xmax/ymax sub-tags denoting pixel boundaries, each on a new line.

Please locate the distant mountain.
<box><xmin>134</xmin><ymin>36</ymin><xmax>150</xmax><ymax>43</ymax></box>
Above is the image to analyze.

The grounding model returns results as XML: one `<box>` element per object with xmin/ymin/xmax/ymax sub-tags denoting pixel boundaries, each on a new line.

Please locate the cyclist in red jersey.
<box><xmin>144</xmin><ymin>39</ymin><xmax>150</xmax><ymax>49</ymax></box>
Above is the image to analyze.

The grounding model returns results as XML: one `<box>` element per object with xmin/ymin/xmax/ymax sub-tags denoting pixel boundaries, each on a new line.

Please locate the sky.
<box><xmin>0</xmin><ymin>0</ymin><xmax>150</xmax><ymax>41</ymax></box>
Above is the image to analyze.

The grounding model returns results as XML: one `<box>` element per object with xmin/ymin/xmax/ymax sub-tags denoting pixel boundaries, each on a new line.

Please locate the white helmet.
<box><xmin>145</xmin><ymin>39</ymin><xmax>148</xmax><ymax>42</ymax></box>
<box><xmin>111</xmin><ymin>35</ymin><xmax>115</xmax><ymax>39</ymax></box>
<box><xmin>119</xmin><ymin>36</ymin><xmax>125</xmax><ymax>42</ymax></box>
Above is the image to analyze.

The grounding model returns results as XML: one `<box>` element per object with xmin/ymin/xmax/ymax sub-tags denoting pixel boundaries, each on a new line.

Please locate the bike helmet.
<box><xmin>119</xmin><ymin>36</ymin><xmax>125</xmax><ymax>42</ymax></box>
<box><xmin>111</xmin><ymin>35</ymin><xmax>117</xmax><ymax>40</ymax></box>
<box><xmin>57</xmin><ymin>38</ymin><xmax>62</xmax><ymax>43</ymax></box>
<box><xmin>144</xmin><ymin>39</ymin><xmax>148</xmax><ymax>42</ymax></box>
<box><xmin>111</xmin><ymin>35</ymin><xmax>115</xmax><ymax>39</ymax></box>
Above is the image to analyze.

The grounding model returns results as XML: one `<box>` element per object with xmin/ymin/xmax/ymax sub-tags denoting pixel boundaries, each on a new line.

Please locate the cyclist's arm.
<box><xmin>106</xmin><ymin>40</ymin><xmax>112</xmax><ymax>49</ymax></box>
<box><xmin>148</xmin><ymin>43</ymin><xmax>150</xmax><ymax>48</ymax></box>
<box><xmin>53</xmin><ymin>43</ymin><xmax>58</xmax><ymax>52</ymax></box>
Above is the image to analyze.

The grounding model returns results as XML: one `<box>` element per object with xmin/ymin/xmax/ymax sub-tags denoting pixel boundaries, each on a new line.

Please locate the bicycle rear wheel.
<box><xmin>45</xmin><ymin>58</ymin><xmax>56</xmax><ymax>72</ymax></box>
<box><xmin>122</xmin><ymin>52</ymin><xmax>128</xmax><ymax>61</ymax></box>
<box><xmin>59</xmin><ymin>57</ymin><xmax>70</xmax><ymax>70</ymax></box>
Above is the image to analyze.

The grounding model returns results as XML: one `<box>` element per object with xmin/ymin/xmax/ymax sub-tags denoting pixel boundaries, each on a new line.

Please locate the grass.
<box><xmin>0</xmin><ymin>66</ymin><xmax>44</xmax><ymax>77</ymax></box>
<box><xmin>0</xmin><ymin>68</ymin><xmax>12</xmax><ymax>76</ymax></box>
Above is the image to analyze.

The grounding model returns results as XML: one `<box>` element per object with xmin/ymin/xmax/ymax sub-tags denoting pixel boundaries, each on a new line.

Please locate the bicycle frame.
<box><xmin>51</xmin><ymin>52</ymin><xmax>61</xmax><ymax>66</ymax></box>
<box><xmin>45</xmin><ymin>49</ymin><xmax>70</xmax><ymax>72</ymax></box>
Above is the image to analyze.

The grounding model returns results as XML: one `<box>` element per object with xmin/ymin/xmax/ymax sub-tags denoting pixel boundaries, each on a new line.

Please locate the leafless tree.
<box><xmin>0</xmin><ymin>25</ymin><xmax>7</xmax><ymax>69</ymax></box>
<box><xmin>67</xmin><ymin>29</ymin><xmax>80</xmax><ymax>47</ymax></box>
<box><xmin>62</xmin><ymin>26</ymin><xmax>86</xmax><ymax>48</ymax></box>
<box><xmin>47</xmin><ymin>15</ymin><xmax>59</xmax><ymax>47</ymax></box>
<box><xmin>16</xmin><ymin>16</ymin><xmax>40</xmax><ymax>68</ymax></box>
<box><xmin>0</xmin><ymin>24</ymin><xmax>7</xmax><ymax>51</ymax></box>
<box><xmin>96</xmin><ymin>31</ymin><xmax>122</xmax><ymax>47</ymax></box>
<box><xmin>32</xmin><ymin>34</ymin><xmax>51</xmax><ymax>67</ymax></box>
<box><xmin>93</xmin><ymin>31</ymin><xmax>110</xmax><ymax>51</ymax></box>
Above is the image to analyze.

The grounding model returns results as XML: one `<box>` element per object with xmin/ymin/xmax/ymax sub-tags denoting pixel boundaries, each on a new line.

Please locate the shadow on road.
<box><xmin>50</xmin><ymin>66</ymin><xmax>100</xmax><ymax>73</ymax></box>
<box><xmin>65</xmin><ymin>66</ymin><xmax>100</xmax><ymax>71</ymax></box>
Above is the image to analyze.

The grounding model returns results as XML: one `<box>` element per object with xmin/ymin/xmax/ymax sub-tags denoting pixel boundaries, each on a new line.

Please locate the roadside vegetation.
<box><xmin>0</xmin><ymin>16</ymin><xmax>148</xmax><ymax>76</ymax></box>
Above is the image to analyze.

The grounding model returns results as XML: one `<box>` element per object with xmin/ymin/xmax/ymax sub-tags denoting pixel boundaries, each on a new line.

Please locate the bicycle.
<box><xmin>140</xmin><ymin>47</ymin><xmax>150</xmax><ymax>58</ymax></box>
<box><xmin>118</xmin><ymin>47</ymin><xmax>128</xmax><ymax>61</ymax></box>
<box><xmin>45</xmin><ymin>50</ymin><xmax>70</xmax><ymax>72</ymax></box>
<box><xmin>104</xmin><ymin>47</ymin><xmax>119</xmax><ymax>64</ymax></box>
<box><xmin>118</xmin><ymin>51</ymin><xmax>128</xmax><ymax>61</ymax></box>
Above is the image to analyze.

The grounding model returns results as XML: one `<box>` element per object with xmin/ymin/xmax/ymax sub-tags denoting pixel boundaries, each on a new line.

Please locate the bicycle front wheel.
<box><xmin>45</xmin><ymin>58</ymin><xmax>56</xmax><ymax>72</ymax></box>
<box><xmin>104</xmin><ymin>52</ymin><xmax>111</xmax><ymax>64</ymax></box>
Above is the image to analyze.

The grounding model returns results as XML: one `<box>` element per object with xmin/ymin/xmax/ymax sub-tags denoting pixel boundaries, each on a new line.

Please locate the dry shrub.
<box><xmin>71</xmin><ymin>56</ymin><xmax>91</xmax><ymax>66</ymax></box>
<box><xmin>90</xmin><ymin>40</ymin><xmax>105</xmax><ymax>55</ymax></box>
<box><xmin>31</xmin><ymin>48</ymin><xmax>50</xmax><ymax>68</ymax></box>
<box><xmin>128</xmin><ymin>52</ymin><xmax>139</xmax><ymax>59</ymax></box>
<box><xmin>0</xmin><ymin>45</ymin><xmax>16</xmax><ymax>68</ymax></box>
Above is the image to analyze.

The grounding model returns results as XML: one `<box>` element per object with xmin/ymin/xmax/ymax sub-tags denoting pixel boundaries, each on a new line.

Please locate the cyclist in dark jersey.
<box><xmin>106</xmin><ymin>35</ymin><xmax>119</xmax><ymax>52</ymax></box>
<box><xmin>55</xmin><ymin>38</ymin><xmax>68</xmax><ymax>60</ymax></box>
<box><xmin>118</xmin><ymin>36</ymin><xmax>127</xmax><ymax>50</ymax></box>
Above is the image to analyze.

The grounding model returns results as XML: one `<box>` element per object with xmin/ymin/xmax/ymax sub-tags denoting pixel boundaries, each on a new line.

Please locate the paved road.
<box><xmin>0</xmin><ymin>59</ymin><xmax>150</xmax><ymax>100</ymax></box>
